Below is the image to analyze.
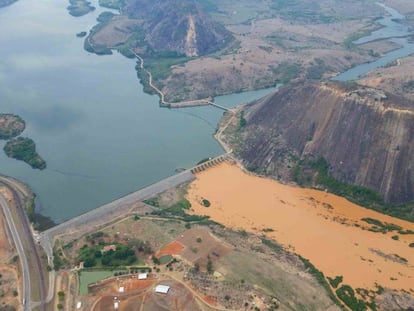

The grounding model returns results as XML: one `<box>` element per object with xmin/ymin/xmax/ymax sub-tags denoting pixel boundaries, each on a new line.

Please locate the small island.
<box><xmin>67</xmin><ymin>0</ymin><xmax>95</xmax><ymax>17</ymax></box>
<box><xmin>4</xmin><ymin>137</ymin><xmax>47</xmax><ymax>170</ymax></box>
<box><xmin>0</xmin><ymin>114</ymin><xmax>25</xmax><ymax>140</ymax></box>
<box><xmin>76</xmin><ymin>31</ymin><xmax>87</xmax><ymax>38</ymax></box>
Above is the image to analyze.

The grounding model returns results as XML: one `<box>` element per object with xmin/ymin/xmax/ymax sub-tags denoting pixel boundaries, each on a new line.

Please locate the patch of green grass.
<box><xmin>270</xmin><ymin>62</ymin><xmax>301</xmax><ymax>84</ymax></box>
<box><xmin>403</xmin><ymin>80</ymin><xmax>414</xmax><ymax>91</ymax></box>
<box><xmin>313</xmin><ymin>158</ymin><xmax>383</xmax><ymax>205</ymax></box>
<box><xmin>328</xmin><ymin>275</ymin><xmax>343</xmax><ymax>289</ymax></box>
<box><xmin>239</xmin><ymin>111</ymin><xmax>247</xmax><ymax>129</ymax></box>
<box><xmin>361</xmin><ymin>218</ymin><xmax>413</xmax><ymax>234</ymax></box>
<box><xmin>399</xmin><ymin>229</ymin><xmax>414</xmax><ymax>234</ymax></box>
<box><xmin>201</xmin><ymin>199</ymin><xmax>211</xmax><ymax>207</ymax></box>
<box><xmin>159</xmin><ymin>255</ymin><xmax>172</xmax><ymax>264</ymax></box>
<box><xmin>96</xmin><ymin>11</ymin><xmax>115</xmax><ymax>23</ymax></box>
<box><xmin>77</xmin><ymin>243</ymin><xmax>139</xmax><ymax>268</ymax></box>
<box><xmin>266</xmin><ymin>34</ymin><xmax>287</xmax><ymax>49</ymax></box>
<box><xmin>144</xmin><ymin>54</ymin><xmax>189</xmax><ymax>84</ymax></box>
<box><xmin>298</xmin><ymin>256</ymin><xmax>344</xmax><ymax>309</ymax></box>
<box><xmin>53</xmin><ymin>248</ymin><xmax>66</xmax><ymax>271</ymax></box>
<box><xmin>343</xmin><ymin>29</ymin><xmax>374</xmax><ymax>49</ymax></box>
<box><xmin>84</xmin><ymin>38</ymin><xmax>112</xmax><ymax>55</ymax></box>
<box><xmin>143</xmin><ymin>197</ymin><xmax>160</xmax><ymax>207</ymax></box>
<box><xmin>293</xmin><ymin>157</ymin><xmax>414</xmax><ymax>222</ymax></box>
<box><xmin>336</xmin><ymin>285</ymin><xmax>368</xmax><ymax>311</ymax></box>
<box><xmin>151</xmin><ymin>199</ymin><xmax>210</xmax><ymax>222</ymax></box>
<box><xmin>306</xmin><ymin>58</ymin><xmax>331</xmax><ymax>80</ymax></box>
<box><xmin>261</xmin><ymin>238</ymin><xmax>283</xmax><ymax>253</ymax></box>
<box><xmin>24</xmin><ymin>196</ymin><xmax>55</xmax><ymax>231</ymax></box>
<box><xmin>270</xmin><ymin>0</ymin><xmax>337</xmax><ymax>24</ymax></box>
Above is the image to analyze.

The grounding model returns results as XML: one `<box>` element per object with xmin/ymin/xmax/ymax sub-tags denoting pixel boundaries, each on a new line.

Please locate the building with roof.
<box><xmin>102</xmin><ymin>244</ymin><xmax>116</xmax><ymax>253</ymax></box>
<box><xmin>138</xmin><ymin>273</ymin><xmax>148</xmax><ymax>280</ymax></box>
<box><xmin>155</xmin><ymin>285</ymin><xmax>170</xmax><ymax>294</ymax></box>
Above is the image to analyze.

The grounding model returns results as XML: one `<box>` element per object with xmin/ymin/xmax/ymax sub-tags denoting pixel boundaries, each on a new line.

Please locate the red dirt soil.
<box><xmin>202</xmin><ymin>295</ymin><xmax>217</xmax><ymax>306</ymax></box>
<box><xmin>156</xmin><ymin>241</ymin><xmax>184</xmax><ymax>258</ymax></box>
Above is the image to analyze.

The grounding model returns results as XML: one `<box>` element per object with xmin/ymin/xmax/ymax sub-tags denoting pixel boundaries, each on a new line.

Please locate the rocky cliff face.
<box><xmin>124</xmin><ymin>0</ymin><xmax>232</xmax><ymax>56</ymax></box>
<box><xmin>234</xmin><ymin>81</ymin><xmax>414</xmax><ymax>204</ymax></box>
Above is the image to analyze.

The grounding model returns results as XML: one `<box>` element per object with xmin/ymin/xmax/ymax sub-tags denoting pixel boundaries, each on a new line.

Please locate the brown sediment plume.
<box><xmin>186</xmin><ymin>162</ymin><xmax>414</xmax><ymax>291</ymax></box>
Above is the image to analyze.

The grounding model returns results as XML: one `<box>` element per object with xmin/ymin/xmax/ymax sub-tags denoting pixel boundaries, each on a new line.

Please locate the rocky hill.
<box><xmin>123</xmin><ymin>0</ymin><xmax>232</xmax><ymax>57</ymax></box>
<box><xmin>228</xmin><ymin>81</ymin><xmax>414</xmax><ymax>206</ymax></box>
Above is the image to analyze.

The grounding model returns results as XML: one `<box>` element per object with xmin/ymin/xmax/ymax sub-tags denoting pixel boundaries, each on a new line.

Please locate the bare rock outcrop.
<box><xmin>234</xmin><ymin>81</ymin><xmax>414</xmax><ymax>204</ymax></box>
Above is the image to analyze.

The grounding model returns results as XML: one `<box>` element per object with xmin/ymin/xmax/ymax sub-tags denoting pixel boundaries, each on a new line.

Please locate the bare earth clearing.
<box><xmin>186</xmin><ymin>163</ymin><xmax>414</xmax><ymax>296</ymax></box>
<box><xmin>62</xmin><ymin>215</ymin><xmax>336</xmax><ymax>310</ymax></box>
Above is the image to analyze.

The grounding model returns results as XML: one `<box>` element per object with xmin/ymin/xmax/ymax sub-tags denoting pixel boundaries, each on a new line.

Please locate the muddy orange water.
<box><xmin>186</xmin><ymin>162</ymin><xmax>414</xmax><ymax>291</ymax></box>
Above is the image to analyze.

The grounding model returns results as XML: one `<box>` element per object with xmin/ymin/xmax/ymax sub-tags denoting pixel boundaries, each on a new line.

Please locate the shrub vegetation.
<box><xmin>4</xmin><ymin>137</ymin><xmax>46</xmax><ymax>170</ymax></box>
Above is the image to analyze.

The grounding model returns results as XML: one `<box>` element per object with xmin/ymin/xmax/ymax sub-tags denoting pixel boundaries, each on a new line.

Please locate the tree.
<box><xmin>57</xmin><ymin>291</ymin><xmax>65</xmax><ymax>300</ymax></box>
<box><xmin>57</xmin><ymin>303</ymin><xmax>63</xmax><ymax>310</ymax></box>
<box><xmin>207</xmin><ymin>256</ymin><xmax>213</xmax><ymax>274</ymax></box>
<box><xmin>152</xmin><ymin>256</ymin><xmax>160</xmax><ymax>265</ymax></box>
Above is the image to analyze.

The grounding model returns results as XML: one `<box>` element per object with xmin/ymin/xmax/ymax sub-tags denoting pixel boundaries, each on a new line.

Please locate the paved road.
<box><xmin>39</xmin><ymin>170</ymin><xmax>196</xmax><ymax>259</ymax></box>
<box><xmin>0</xmin><ymin>180</ymin><xmax>48</xmax><ymax>311</ymax></box>
<box><xmin>0</xmin><ymin>194</ymin><xmax>30</xmax><ymax>311</ymax></box>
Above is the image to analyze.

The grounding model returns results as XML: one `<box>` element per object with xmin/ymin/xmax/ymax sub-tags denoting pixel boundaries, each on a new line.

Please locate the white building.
<box><xmin>76</xmin><ymin>301</ymin><xmax>82</xmax><ymax>309</ymax></box>
<box><xmin>118</xmin><ymin>286</ymin><xmax>125</xmax><ymax>293</ymax></box>
<box><xmin>155</xmin><ymin>285</ymin><xmax>170</xmax><ymax>294</ymax></box>
<box><xmin>138</xmin><ymin>273</ymin><xmax>148</xmax><ymax>280</ymax></box>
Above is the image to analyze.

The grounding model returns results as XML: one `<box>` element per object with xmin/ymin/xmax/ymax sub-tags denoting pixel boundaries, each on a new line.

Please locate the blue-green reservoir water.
<box><xmin>334</xmin><ymin>3</ymin><xmax>414</xmax><ymax>81</ymax></box>
<box><xmin>0</xmin><ymin>0</ymin><xmax>275</xmax><ymax>222</ymax></box>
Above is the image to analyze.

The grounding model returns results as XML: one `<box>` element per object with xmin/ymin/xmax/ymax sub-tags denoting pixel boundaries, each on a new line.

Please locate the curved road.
<box><xmin>0</xmin><ymin>180</ymin><xmax>48</xmax><ymax>311</ymax></box>
<box><xmin>0</xmin><ymin>194</ymin><xmax>30</xmax><ymax>310</ymax></box>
